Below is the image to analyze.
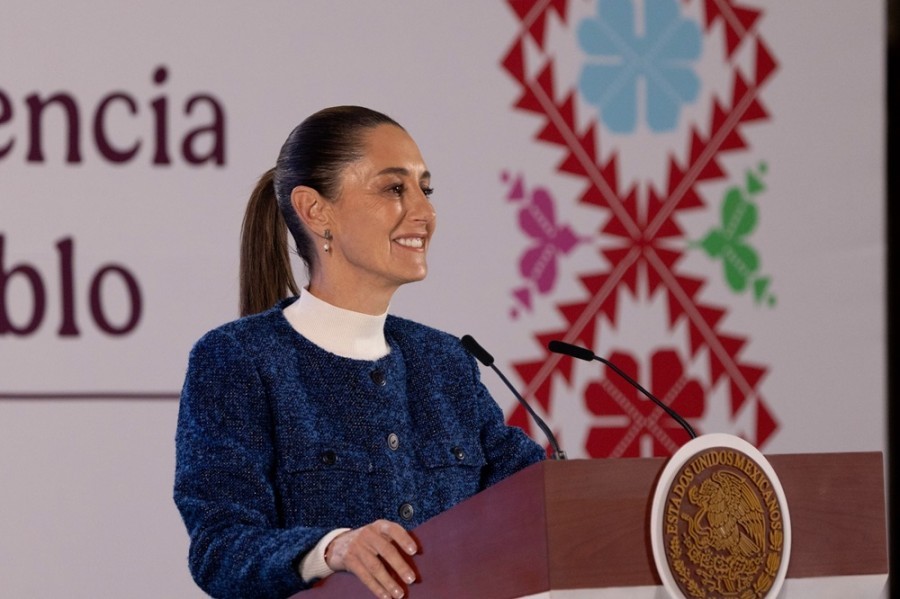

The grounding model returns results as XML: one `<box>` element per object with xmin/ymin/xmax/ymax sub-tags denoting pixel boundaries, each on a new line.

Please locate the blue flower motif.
<box><xmin>578</xmin><ymin>0</ymin><xmax>702</xmax><ymax>133</ymax></box>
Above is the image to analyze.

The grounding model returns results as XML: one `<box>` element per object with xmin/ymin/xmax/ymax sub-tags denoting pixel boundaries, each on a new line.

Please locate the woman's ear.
<box><xmin>290</xmin><ymin>186</ymin><xmax>331</xmax><ymax>234</ymax></box>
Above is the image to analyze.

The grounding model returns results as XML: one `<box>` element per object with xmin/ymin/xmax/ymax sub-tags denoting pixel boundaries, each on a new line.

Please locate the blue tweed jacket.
<box><xmin>174</xmin><ymin>300</ymin><xmax>544</xmax><ymax>599</ymax></box>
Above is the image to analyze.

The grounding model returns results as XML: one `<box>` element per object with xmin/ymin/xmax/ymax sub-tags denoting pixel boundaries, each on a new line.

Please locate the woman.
<box><xmin>174</xmin><ymin>106</ymin><xmax>544</xmax><ymax>599</ymax></box>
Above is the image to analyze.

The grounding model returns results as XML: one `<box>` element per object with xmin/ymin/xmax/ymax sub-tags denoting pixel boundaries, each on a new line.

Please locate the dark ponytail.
<box><xmin>239</xmin><ymin>106</ymin><xmax>403</xmax><ymax>315</ymax></box>
<box><xmin>239</xmin><ymin>168</ymin><xmax>300</xmax><ymax>316</ymax></box>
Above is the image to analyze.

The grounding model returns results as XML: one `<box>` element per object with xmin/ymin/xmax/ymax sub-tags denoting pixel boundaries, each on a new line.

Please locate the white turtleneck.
<box><xmin>283</xmin><ymin>288</ymin><xmax>390</xmax><ymax>361</ymax></box>
<box><xmin>282</xmin><ymin>289</ymin><xmax>388</xmax><ymax>581</ymax></box>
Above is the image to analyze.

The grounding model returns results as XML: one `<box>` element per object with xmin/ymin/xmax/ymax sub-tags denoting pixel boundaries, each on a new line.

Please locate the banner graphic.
<box><xmin>499</xmin><ymin>0</ymin><xmax>779</xmax><ymax>456</ymax></box>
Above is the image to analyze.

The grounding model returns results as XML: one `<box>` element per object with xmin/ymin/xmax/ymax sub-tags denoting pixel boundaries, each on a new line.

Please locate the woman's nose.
<box><xmin>409</xmin><ymin>189</ymin><xmax>436</xmax><ymax>222</ymax></box>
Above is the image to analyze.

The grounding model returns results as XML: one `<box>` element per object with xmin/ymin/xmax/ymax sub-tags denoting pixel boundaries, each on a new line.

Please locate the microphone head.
<box><xmin>547</xmin><ymin>340</ymin><xmax>595</xmax><ymax>362</ymax></box>
<box><xmin>460</xmin><ymin>335</ymin><xmax>495</xmax><ymax>367</ymax></box>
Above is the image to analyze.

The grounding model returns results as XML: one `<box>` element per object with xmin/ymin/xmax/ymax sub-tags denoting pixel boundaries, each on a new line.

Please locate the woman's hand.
<box><xmin>325</xmin><ymin>519</ymin><xmax>418</xmax><ymax>599</ymax></box>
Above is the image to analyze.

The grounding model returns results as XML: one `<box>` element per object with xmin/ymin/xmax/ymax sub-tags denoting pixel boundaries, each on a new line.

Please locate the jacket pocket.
<box><xmin>416</xmin><ymin>438</ymin><xmax>487</xmax><ymax>511</ymax></box>
<box><xmin>278</xmin><ymin>443</ymin><xmax>384</xmax><ymax>527</ymax></box>
<box><xmin>282</xmin><ymin>442</ymin><xmax>377</xmax><ymax>474</ymax></box>
<box><xmin>417</xmin><ymin>438</ymin><xmax>486</xmax><ymax>469</ymax></box>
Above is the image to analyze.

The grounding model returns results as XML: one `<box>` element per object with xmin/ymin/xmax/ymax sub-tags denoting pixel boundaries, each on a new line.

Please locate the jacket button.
<box><xmin>387</xmin><ymin>433</ymin><xmax>400</xmax><ymax>451</ymax></box>
<box><xmin>321</xmin><ymin>450</ymin><xmax>337</xmax><ymax>466</ymax></box>
<box><xmin>370</xmin><ymin>370</ymin><xmax>386</xmax><ymax>386</ymax></box>
<box><xmin>451</xmin><ymin>446</ymin><xmax>465</xmax><ymax>461</ymax></box>
<box><xmin>399</xmin><ymin>502</ymin><xmax>414</xmax><ymax>521</ymax></box>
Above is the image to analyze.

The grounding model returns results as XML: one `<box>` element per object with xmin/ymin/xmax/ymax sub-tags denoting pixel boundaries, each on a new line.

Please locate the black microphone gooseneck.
<box><xmin>461</xmin><ymin>335</ymin><xmax>567</xmax><ymax>460</ymax></box>
<box><xmin>547</xmin><ymin>340</ymin><xmax>697</xmax><ymax>440</ymax></box>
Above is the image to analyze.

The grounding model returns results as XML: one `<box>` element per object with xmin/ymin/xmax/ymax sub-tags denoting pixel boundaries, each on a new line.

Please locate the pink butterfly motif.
<box><xmin>507</xmin><ymin>174</ymin><xmax>586</xmax><ymax>317</ymax></box>
<box><xmin>518</xmin><ymin>187</ymin><xmax>580</xmax><ymax>291</ymax></box>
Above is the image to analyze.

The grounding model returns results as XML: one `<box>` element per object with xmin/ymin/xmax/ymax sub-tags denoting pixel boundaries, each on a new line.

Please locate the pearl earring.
<box><xmin>323</xmin><ymin>229</ymin><xmax>333</xmax><ymax>253</ymax></box>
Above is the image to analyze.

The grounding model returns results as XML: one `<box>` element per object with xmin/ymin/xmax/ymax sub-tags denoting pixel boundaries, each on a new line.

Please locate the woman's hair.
<box><xmin>239</xmin><ymin>106</ymin><xmax>403</xmax><ymax>316</ymax></box>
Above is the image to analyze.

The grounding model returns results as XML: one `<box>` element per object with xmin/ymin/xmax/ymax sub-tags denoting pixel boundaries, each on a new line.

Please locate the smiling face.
<box><xmin>312</xmin><ymin>124</ymin><xmax>436</xmax><ymax>310</ymax></box>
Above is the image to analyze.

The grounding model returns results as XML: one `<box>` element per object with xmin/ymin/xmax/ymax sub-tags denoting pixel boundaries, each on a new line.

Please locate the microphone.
<box><xmin>461</xmin><ymin>335</ymin><xmax>566</xmax><ymax>460</ymax></box>
<box><xmin>547</xmin><ymin>340</ymin><xmax>697</xmax><ymax>440</ymax></box>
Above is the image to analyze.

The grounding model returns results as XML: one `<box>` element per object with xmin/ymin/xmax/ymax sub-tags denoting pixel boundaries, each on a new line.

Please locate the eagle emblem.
<box><xmin>653</xmin><ymin>441</ymin><xmax>789</xmax><ymax>599</ymax></box>
<box><xmin>686</xmin><ymin>470</ymin><xmax>765</xmax><ymax>558</ymax></box>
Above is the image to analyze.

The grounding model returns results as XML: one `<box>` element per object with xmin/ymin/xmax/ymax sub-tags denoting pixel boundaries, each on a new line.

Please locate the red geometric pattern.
<box><xmin>501</xmin><ymin>0</ymin><xmax>779</xmax><ymax>455</ymax></box>
<box><xmin>585</xmin><ymin>349</ymin><xmax>705</xmax><ymax>457</ymax></box>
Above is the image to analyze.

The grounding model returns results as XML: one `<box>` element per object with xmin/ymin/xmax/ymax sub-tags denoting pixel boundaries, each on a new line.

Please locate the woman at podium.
<box><xmin>174</xmin><ymin>106</ymin><xmax>544</xmax><ymax>599</ymax></box>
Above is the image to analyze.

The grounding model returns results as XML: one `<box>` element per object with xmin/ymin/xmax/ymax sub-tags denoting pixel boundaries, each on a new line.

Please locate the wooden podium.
<box><xmin>298</xmin><ymin>453</ymin><xmax>887</xmax><ymax>598</ymax></box>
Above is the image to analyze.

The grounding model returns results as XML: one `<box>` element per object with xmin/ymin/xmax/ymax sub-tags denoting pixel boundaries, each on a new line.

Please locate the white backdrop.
<box><xmin>0</xmin><ymin>1</ymin><xmax>884</xmax><ymax>597</ymax></box>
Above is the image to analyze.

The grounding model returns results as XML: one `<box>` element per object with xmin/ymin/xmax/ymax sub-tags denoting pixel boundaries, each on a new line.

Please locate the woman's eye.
<box><xmin>385</xmin><ymin>183</ymin><xmax>433</xmax><ymax>198</ymax></box>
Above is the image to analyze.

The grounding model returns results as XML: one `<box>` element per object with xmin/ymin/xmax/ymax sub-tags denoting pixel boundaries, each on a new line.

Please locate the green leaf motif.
<box><xmin>690</xmin><ymin>164</ymin><xmax>775</xmax><ymax>307</ymax></box>
<box><xmin>753</xmin><ymin>277</ymin><xmax>775</xmax><ymax>306</ymax></box>
<box><xmin>722</xmin><ymin>188</ymin><xmax>757</xmax><ymax>240</ymax></box>
<box><xmin>700</xmin><ymin>230</ymin><xmax>726</xmax><ymax>257</ymax></box>
<box><xmin>746</xmin><ymin>170</ymin><xmax>765</xmax><ymax>195</ymax></box>
<box><xmin>723</xmin><ymin>243</ymin><xmax>759</xmax><ymax>292</ymax></box>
